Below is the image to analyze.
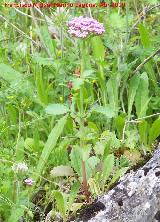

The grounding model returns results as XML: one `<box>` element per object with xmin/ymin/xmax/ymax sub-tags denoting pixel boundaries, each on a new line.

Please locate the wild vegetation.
<box><xmin>0</xmin><ymin>0</ymin><xmax>160</xmax><ymax>221</ymax></box>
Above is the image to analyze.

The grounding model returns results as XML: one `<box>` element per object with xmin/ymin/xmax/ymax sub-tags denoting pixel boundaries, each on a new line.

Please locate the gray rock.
<box><xmin>74</xmin><ymin>146</ymin><xmax>160</xmax><ymax>222</ymax></box>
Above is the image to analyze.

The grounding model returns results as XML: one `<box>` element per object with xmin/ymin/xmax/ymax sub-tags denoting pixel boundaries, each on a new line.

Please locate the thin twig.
<box><xmin>122</xmin><ymin>112</ymin><xmax>160</xmax><ymax>142</ymax></box>
<box><xmin>0</xmin><ymin>14</ymin><xmax>40</xmax><ymax>47</ymax></box>
<box><xmin>128</xmin><ymin>113</ymin><xmax>160</xmax><ymax>122</ymax></box>
<box><xmin>15</xmin><ymin>8</ymin><xmax>45</xmax><ymax>22</ymax></box>
<box><xmin>131</xmin><ymin>4</ymin><xmax>160</xmax><ymax>30</ymax></box>
<box><xmin>134</xmin><ymin>47</ymin><xmax>160</xmax><ymax>74</ymax></box>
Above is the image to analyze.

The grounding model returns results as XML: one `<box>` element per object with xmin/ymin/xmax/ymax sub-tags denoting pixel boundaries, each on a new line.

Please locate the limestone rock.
<box><xmin>74</xmin><ymin>146</ymin><xmax>160</xmax><ymax>222</ymax></box>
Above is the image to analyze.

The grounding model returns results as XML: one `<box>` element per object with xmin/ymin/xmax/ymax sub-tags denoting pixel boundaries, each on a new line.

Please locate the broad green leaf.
<box><xmin>128</xmin><ymin>75</ymin><xmax>140</xmax><ymax>120</ymax></box>
<box><xmin>106</xmin><ymin>77</ymin><xmax>119</xmax><ymax>113</ymax></box>
<box><xmin>35</xmin><ymin>115</ymin><xmax>67</xmax><ymax>181</ymax></box>
<box><xmin>149</xmin><ymin>118</ymin><xmax>160</xmax><ymax>145</ymax></box>
<box><xmin>15</xmin><ymin>137</ymin><xmax>24</xmax><ymax>162</ymax></box>
<box><xmin>70</xmin><ymin>148</ymin><xmax>81</xmax><ymax>178</ymax></box>
<box><xmin>108</xmin><ymin>167</ymin><xmax>128</xmax><ymax>189</ymax></box>
<box><xmin>8</xmin><ymin>205</ymin><xmax>25</xmax><ymax>222</ymax></box>
<box><xmin>83</xmin><ymin>70</ymin><xmax>95</xmax><ymax>78</ymax></box>
<box><xmin>35</xmin><ymin>69</ymin><xmax>49</xmax><ymax>105</ymax></box>
<box><xmin>45</xmin><ymin>104</ymin><xmax>69</xmax><ymax>115</ymax></box>
<box><xmin>35</xmin><ymin>26</ymin><xmax>56</xmax><ymax>57</ymax></box>
<box><xmin>125</xmin><ymin>130</ymin><xmax>139</xmax><ymax>149</ymax></box>
<box><xmin>53</xmin><ymin>191</ymin><xmax>66</xmax><ymax>220</ymax></box>
<box><xmin>79</xmin><ymin>144</ymin><xmax>92</xmax><ymax>161</ymax></box>
<box><xmin>91</xmin><ymin>36</ymin><xmax>105</xmax><ymax>61</ymax></box>
<box><xmin>32</xmin><ymin>54</ymin><xmax>55</xmax><ymax>66</ymax></box>
<box><xmin>114</xmin><ymin>115</ymin><xmax>125</xmax><ymax>139</ymax></box>
<box><xmin>93</xmin><ymin>141</ymin><xmax>105</xmax><ymax>156</ymax></box>
<box><xmin>50</xmin><ymin>165</ymin><xmax>74</xmax><ymax>177</ymax></box>
<box><xmin>88</xmin><ymin>178</ymin><xmax>100</xmax><ymax>196</ymax></box>
<box><xmin>139</xmin><ymin>120</ymin><xmax>148</xmax><ymax>145</ymax></box>
<box><xmin>139</xmin><ymin>24</ymin><xmax>151</xmax><ymax>48</ymax></box>
<box><xmin>72</xmin><ymin>78</ymin><xmax>84</xmax><ymax>90</ymax></box>
<box><xmin>0</xmin><ymin>63</ymin><xmax>22</xmax><ymax>83</ymax></box>
<box><xmin>92</xmin><ymin>105</ymin><xmax>116</xmax><ymax>118</ymax></box>
<box><xmin>24</xmin><ymin>138</ymin><xmax>44</xmax><ymax>152</ymax></box>
<box><xmin>101</xmin><ymin>154</ymin><xmax>115</xmax><ymax>190</ymax></box>
<box><xmin>139</xmin><ymin>24</ymin><xmax>157</xmax><ymax>87</ymax></box>
<box><xmin>135</xmin><ymin>72</ymin><xmax>150</xmax><ymax>117</ymax></box>
<box><xmin>86</xmin><ymin>156</ymin><xmax>100</xmax><ymax>180</ymax></box>
<box><xmin>67</xmin><ymin>181</ymin><xmax>80</xmax><ymax>214</ymax></box>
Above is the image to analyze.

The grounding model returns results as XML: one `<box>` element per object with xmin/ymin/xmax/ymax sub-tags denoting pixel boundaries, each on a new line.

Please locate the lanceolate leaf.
<box><xmin>101</xmin><ymin>154</ymin><xmax>115</xmax><ymax>190</ymax></box>
<box><xmin>108</xmin><ymin>167</ymin><xmax>128</xmax><ymax>189</ymax></box>
<box><xmin>0</xmin><ymin>63</ymin><xmax>22</xmax><ymax>83</ymax></box>
<box><xmin>91</xmin><ymin>105</ymin><xmax>116</xmax><ymax>118</ymax></box>
<box><xmin>45</xmin><ymin>104</ymin><xmax>69</xmax><ymax>115</ymax></box>
<box><xmin>128</xmin><ymin>75</ymin><xmax>140</xmax><ymax>120</ymax></box>
<box><xmin>139</xmin><ymin>24</ymin><xmax>157</xmax><ymax>87</ymax></box>
<box><xmin>149</xmin><ymin>118</ymin><xmax>160</xmax><ymax>145</ymax></box>
<box><xmin>67</xmin><ymin>181</ymin><xmax>80</xmax><ymax>214</ymax></box>
<box><xmin>50</xmin><ymin>165</ymin><xmax>74</xmax><ymax>177</ymax></box>
<box><xmin>35</xmin><ymin>115</ymin><xmax>67</xmax><ymax>181</ymax></box>
<box><xmin>139</xmin><ymin>120</ymin><xmax>148</xmax><ymax>145</ymax></box>
<box><xmin>86</xmin><ymin>156</ymin><xmax>100</xmax><ymax>180</ymax></box>
<box><xmin>91</xmin><ymin>36</ymin><xmax>105</xmax><ymax>62</ymax></box>
<box><xmin>53</xmin><ymin>191</ymin><xmax>66</xmax><ymax>220</ymax></box>
<box><xmin>106</xmin><ymin>77</ymin><xmax>119</xmax><ymax>114</ymax></box>
<box><xmin>135</xmin><ymin>72</ymin><xmax>150</xmax><ymax>118</ymax></box>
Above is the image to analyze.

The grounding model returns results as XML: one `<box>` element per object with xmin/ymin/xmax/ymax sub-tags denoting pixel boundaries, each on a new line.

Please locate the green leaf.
<box><xmin>70</xmin><ymin>147</ymin><xmax>81</xmax><ymax>178</ymax></box>
<box><xmin>32</xmin><ymin>54</ymin><xmax>55</xmax><ymax>66</ymax></box>
<box><xmin>72</xmin><ymin>78</ymin><xmax>84</xmax><ymax>90</ymax></box>
<box><xmin>91</xmin><ymin>105</ymin><xmax>116</xmax><ymax>118</ymax></box>
<box><xmin>149</xmin><ymin>118</ymin><xmax>160</xmax><ymax>145</ymax></box>
<box><xmin>108</xmin><ymin>167</ymin><xmax>128</xmax><ymax>189</ymax></box>
<box><xmin>15</xmin><ymin>137</ymin><xmax>24</xmax><ymax>162</ymax></box>
<box><xmin>101</xmin><ymin>154</ymin><xmax>115</xmax><ymax>190</ymax></box>
<box><xmin>135</xmin><ymin>72</ymin><xmax>150</xmax><ymax>118</ymax></box>
<box><xmin>125</xmin><ymin>129</ymin><xmax>139</xmax><ymax>149</ymax></box>
<box><xmin>86</xmin><ymin>156</ymin><xmax>100</xmax><ymax>180</ymax></box>
<box><xmin>53</xmin><ymin>191</ymin><xmax>66</xmax><ymax>220</ymax></box>
<box><xmin>83</xmin><ymin>70</ymin><xmax>95</xmax><ymax>78</ymax></box>
<box><xmin>128</xmin><ymin>75</ymin><xmax>140</xmax><ymax>120</ymax></box>
<box><xmin>50</xmin><ymin>165</ymin><xmax>74</xmax><ymax>177</ymax></box>
<box><xmin>35</xmin><ymin>26</ymin><xmax>56</xmax><ymax>56</ymax></box>
<box><xmin>45</xmin><ymin>104</ymin><xmax>69</xmax><ymax>115</ymax></box>
<box><xmin>79</xmin><ymin>144</ymin><xmax>92</xmax><ymax>161</ymax></box>
<box><xmin>91</xmin><ymin>36</ymin><xmax>105</xmax><ymax>61</ymax></box>
<box><xmin>35</xmin><ymin>69</ymin><xmax>49</xmax><ymax>106</ymax></box>
<box><xmin>35</xmin><ymin>115</ymin><xmax>67</xmax><ymax>181</ymax></box>
<box><xmin>139</xmin><ymin>24</ymin><xmax>157</xmax><ymax>87</ymax></box>
<box><xmin>139</xmin><ymin>120</ymin><xmax>148</xmax><ymax>145</ymax></box>
<box><xmin>139</xmin><ymin>24</ymin><xmax>151</xmax><ymax>48</ymax></box>
<box><xmin>106</xmin><ymin>77</ymin><xmax>119</xmax><ymax>113</ymax></box>
<box><xmin>67</xmin><ymin>181</ymin><xmax>80</xmax><ymax>214</ymax></box>
<box><xmin>88</xmin><ymin>178</ymin><xmax>100</xmax><ymax>196</ymax></box>
<box><xmin>0</xmin><ymin>63</ymin><xmax>22</xmax><ymax>83</ymax></box>
<box><xmin>8</xmin><ymin>205</ymin><xmax>25</xmax><ymax>222</ymax></box>
<box><xmin>114</xmin><ymin>115</ymin><xmax>125</xmax><ymax>139</ymax></box>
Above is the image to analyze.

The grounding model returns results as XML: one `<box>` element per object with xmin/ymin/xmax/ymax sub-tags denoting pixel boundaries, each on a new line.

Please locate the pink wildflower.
<box><xmin>68</xmin><ymin>80</ymin><xmax>73</xmax><ymax>90</ymax></box>
<box><xmin>24</xmin><ymin>178</ymin><xmax>34</xmax><ymax>186</ymax></box>
<box><xmin>68</xmin><ymin>16</ymin><xmax>105</xmax><ymax>38</ymax></box>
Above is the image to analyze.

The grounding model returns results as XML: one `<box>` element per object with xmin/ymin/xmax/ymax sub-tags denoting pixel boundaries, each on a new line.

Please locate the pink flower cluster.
<box><xmin>24</xmin><ymin>178</ymin><xmax>34</xmax><ymax>186</ymax></box>
<box><xmin>68</xmin><ymin>16</ymin><xmax>105</xmax><ymax>38</ymax></box>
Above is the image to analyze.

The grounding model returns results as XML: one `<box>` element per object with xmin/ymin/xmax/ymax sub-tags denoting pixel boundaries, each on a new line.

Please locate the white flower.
<box><xmin>16</xmin><ymin>43</ymin><xmax>27</xmax><ymax>55</ymax></box>
<box><xmin>12</xmin><ymin>162</ymin><xmax>28</xmax><ymax>173</ymax></box>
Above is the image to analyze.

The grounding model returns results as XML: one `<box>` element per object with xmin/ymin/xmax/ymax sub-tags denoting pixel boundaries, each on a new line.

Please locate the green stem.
<box><xmin>99</xmin><ymin>64</ymin><xmax>107</xmax><ymax>106</ymax></box>
<box><xmin>80</xmin><ymin>41</ymin><xmax>89</xmax><ymax>202</ymax></box>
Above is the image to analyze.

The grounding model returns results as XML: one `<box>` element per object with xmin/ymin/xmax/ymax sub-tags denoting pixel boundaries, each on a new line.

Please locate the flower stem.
<box><xmin>99</xmin><ymin>64</ymin><xmax>107</xmax><ymax>106</ymax></box>
<box><xmin>80</xmin><ymin>41</ymin><xmax>89</xmax><ymax>202</ymax></box>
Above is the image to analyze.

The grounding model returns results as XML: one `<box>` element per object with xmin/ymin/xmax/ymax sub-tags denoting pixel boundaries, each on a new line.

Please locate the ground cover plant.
<box><xmin>0</xmin><ymin>0</ymin><xmax>160</xmax><ymax>221</ymax></box>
